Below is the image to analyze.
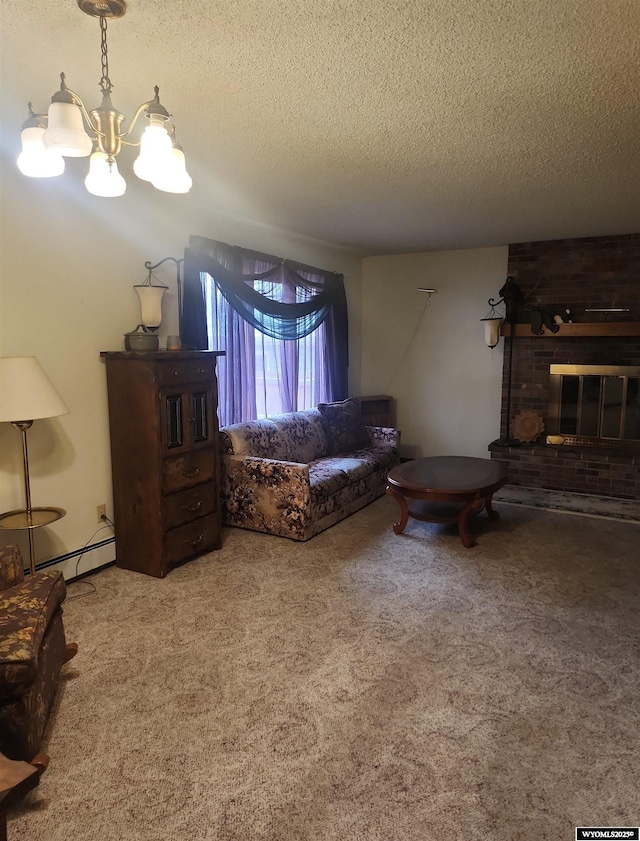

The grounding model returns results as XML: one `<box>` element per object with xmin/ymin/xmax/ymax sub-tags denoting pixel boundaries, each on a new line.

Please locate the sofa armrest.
<box><xmin>221</xmin><ymin>454</ymin><xmax>312</xmax><ymax>540</ymax></box>
<box><xmin>0</xmin><ymin>546</ymin><xmax>25</xmax><ymax>591</ymax></box>
<box><xmin>367</xmin><ymin>426</ymin><xmax>401</xmax><ymax>449</ymax></box>
<box><xmin>0</xmin><ymin>570</ymin><xmax>67</xmax><ymax>698</ymax></box>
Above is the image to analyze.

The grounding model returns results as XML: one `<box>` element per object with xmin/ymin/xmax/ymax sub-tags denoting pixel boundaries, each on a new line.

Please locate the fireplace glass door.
<box><xmin>549</xmin><ymin>365</ymin><xmax>640</xmax><ymax>444</ymax></box>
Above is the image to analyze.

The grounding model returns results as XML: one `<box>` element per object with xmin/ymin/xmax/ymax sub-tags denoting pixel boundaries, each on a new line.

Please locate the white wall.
<box><xmin>0</xmin><ymin>158</ymin><xmax>362</xmax><ymax>577</ymax></box>
<box><xmin>361</xmin><ymin>247</ymin><xmax>508</xmax><ymax>459</ymax></box>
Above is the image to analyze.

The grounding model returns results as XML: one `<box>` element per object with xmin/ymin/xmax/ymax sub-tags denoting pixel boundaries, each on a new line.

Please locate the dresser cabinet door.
<box><xmin>161</xmin><ymin>387</ymin><xmax>217</xmax><ymax>453</ymax></box>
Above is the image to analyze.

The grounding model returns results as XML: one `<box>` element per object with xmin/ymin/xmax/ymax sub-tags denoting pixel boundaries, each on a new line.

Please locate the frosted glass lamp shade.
<box><xmin>0</xmin><ymin>357</ymin><xmax>69</xmax><ymax>423</ymax></box>
<box><xmin>481</xmin><ymin>317</ymin><xmax>503</xmax><ymax>349</ymax></box>
<box><xmin>152</xmin><ymin>147</ymin><xmax>193</xmax><ymax>194</ymax></box>
<box><xmin>135</xmin><ymin>285</ymin><xmax>166</xmax><ymax>329</ymax></box>
<box><xmin>85</xmin><ymin>152</ymin><xmax>127</xmax><ymax>197</ymax></box>
<box><xmin>17</xmin><ymin>126</ymin><xmax>65</xmax><ymax>178</ymax></box>
<box><xmin>43</xmin><ymin>101</ymin><xmax>93</xmax><ymax>157</ymax></box>
<box><xmin>133</xmin><ymin>124</ymin><xmax>173</xmax><ymax>182</ymax></box>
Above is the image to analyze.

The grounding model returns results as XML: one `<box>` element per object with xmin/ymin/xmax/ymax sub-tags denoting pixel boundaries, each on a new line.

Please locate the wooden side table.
<box><xmin>0</xmin><ymin>508</ymin><xmax>66</xmax><ymax>576</ymax></box>
<box><xmin>0</xmin><ymin>753</ymin><xmax>48</xmax><ymax>841</ymax></box>
<box><xmin>357</xmin><ymin>395</ymin><xmax>395</xmax><ymax>427</ymax></box>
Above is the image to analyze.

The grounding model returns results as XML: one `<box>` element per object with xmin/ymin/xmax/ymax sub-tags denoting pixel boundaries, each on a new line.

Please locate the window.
<box><xmin>182</xmin><ymin>237</ymin><xmax>348</xmax><ymax>429</ymax></box>
<box><xmin>204</xmin><ymin>276</ymin><xmax>332</xmax><ymax>426</ymax></box>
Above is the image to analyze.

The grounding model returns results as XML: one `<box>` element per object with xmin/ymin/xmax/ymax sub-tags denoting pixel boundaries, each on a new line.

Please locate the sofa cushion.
<box><xmin>269</xmin><ymin>409</ymin><xmax>328</xmax><ymax>463</ymax></box>
<box><xmin>308</xmin><ymin>460</ymin><xmax>352</xmax><ymax>503</ymax></box>
<box><xmin>317</xmin><ymin>398</ymin><xmax>370</xmax><ymax>456</ymax></box>
<box><xmin>220</xmin><ymin>418</ymin><xmax>289</xmax><ymax>461</ymax></box>
<box><xmin>0</xmin><ymin>570</ymin><xmax>67</xmax><ymax>699</ymax></box>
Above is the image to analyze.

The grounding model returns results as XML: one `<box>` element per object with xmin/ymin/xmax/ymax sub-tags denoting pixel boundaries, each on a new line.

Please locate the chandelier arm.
<box><xmin>118</xmin><ymin>100</ymin><xmax>156</xmax><ymax>139</ymax></box>
<box><xmin>63</xmin><ymin>86</ymin><xmax>102</xmax><ymax>137</ymax></box>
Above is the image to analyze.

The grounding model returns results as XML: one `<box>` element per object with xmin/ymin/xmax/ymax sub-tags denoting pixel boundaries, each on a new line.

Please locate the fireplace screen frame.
<box><xmin>548</xmin><ymin>364</ymin><xmax>640</xmax><ymax>445</ymax></box>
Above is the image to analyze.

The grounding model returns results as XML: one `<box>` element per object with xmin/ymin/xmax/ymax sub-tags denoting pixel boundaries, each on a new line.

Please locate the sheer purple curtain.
<box><xmin>183</xmin><ymin>237</ymin><xmax>348</xmax><ymax>427</ymax></box>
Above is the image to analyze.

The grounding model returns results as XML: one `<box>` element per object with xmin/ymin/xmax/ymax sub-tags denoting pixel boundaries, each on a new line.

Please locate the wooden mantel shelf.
<box><xmin>500</xmin><ymin>322</ymin><xmax>640</xmax><ymax>338</ymax></box>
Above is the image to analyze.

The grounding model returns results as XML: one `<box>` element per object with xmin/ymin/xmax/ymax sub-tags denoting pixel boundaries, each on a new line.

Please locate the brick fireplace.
<box><xmin>489</xmin><ymin>234</ymin><xmax>640</xmax><ymax>502</ymax></box>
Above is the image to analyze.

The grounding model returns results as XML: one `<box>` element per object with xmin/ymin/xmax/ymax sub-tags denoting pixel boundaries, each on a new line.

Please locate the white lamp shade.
<box><xmin>152</xmin><ymin>147</ymin><xmax>193</xmax><ymax>194</ymax></box>
<box><xmin>43</xmin><ymin>101</ymin><xmax>93</xmax><ymax>157</ymax></box>
<box><xmin>133</xmin><ymin>124</ymin><xmax>173</xmax><ymax>182</ymax></box>
<box><xmin>0</xmin><ymin>357</ymin><xmax>69</xmax><ymax>422</ymax></box>
<box><xmin>85</xmin><ymin>151</ymin><xmax>127</xmax><ymax>197</ymax></box>
<box><xmin>135</xmin><ymin>285</ymin><xmax>166</xmax><ymax>328</ymax></box>
<box><xmin>481</xmin><ymin>317</ymin><xmax>503</xmax><ymax>349</ymax></box>
<box><xmin>17</xmin><ymin>126</ymin><xmax>65</xmax><ymax>178</ymax></box>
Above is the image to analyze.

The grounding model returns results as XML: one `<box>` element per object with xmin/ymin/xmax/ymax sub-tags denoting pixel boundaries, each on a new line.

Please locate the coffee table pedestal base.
<box><xmin>386</xmin><ymin>486</ymin><xmax>501</xmax><ymax>548</ymax></box>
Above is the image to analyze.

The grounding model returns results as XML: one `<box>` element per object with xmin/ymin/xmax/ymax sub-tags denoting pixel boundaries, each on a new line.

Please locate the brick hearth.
<box><xmin>490</xmin><ymin>234</ymin><xmax>640</xmax><ymax>502</ymax></box>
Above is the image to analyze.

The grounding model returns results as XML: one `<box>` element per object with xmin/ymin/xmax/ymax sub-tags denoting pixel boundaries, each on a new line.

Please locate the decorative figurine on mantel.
<box><xmin>512</xmin><ymin>411</ymin><xmax>545</xmax><ymax>444</ymax></box>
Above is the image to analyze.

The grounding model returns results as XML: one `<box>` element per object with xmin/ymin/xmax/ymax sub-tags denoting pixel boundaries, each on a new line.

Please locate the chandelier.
<box><xmin>17</xmin><ymin>0</ymin><xmax>192</xmax><ymax>197</ymax></box>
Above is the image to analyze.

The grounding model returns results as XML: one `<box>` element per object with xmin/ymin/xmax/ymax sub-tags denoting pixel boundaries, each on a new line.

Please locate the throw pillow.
<box><xmin>317</xmin><ymin>398</ymin><xmax>371</xmax><ymax>456</ymax></box>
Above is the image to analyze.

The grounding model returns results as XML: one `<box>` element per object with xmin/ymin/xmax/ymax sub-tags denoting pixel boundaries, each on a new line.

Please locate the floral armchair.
<box><xmin>0</xmin><ymin>545</ymin><xmax>77</xmax><ymax>760</ymax></box>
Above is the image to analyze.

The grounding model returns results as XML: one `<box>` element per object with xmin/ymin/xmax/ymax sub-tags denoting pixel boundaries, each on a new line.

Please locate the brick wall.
<box><xmin>491</xmin><ymin>234</ymin><xmax>640</xmax><ymax>500</ymax></box>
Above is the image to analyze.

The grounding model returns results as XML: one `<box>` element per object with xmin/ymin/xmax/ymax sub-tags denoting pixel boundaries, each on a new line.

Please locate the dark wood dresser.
<box><xmin>101</xmin><ymin>350</ymin><xmax>225</xmax><ymax>578</ymax></box>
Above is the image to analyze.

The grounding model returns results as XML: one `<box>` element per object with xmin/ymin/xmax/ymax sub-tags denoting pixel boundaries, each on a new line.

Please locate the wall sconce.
<box><xmin>480</xmin><ymin>304</ymin><xmax>504</xmax><ymax>349</ymax></box>
<box><xmin>484</xmin><ymin>277</ymin><xmax>524</xmax><ymax>447</ymax></box>
<box><xmin>142</xmin><ymin>256</ymin><xmax>184</xmax><ymax>338</ymax></box>
<box><xmin>134</xmin><ymin>267</ymin><xmax>168</xmax><ymax>330</ymax></box>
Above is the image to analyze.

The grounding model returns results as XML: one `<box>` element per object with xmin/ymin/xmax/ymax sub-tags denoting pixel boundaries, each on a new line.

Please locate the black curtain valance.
<box><xmin>181</xmin><ymin>235</ymin><xmax>349</xmax><ymax>398</ymax></box>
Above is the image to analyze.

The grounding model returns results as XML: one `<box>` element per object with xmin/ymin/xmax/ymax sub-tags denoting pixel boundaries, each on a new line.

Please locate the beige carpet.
<box><xmin>9</xmin><ymin>497</ymin><xmax>640</xmax><ymax>840</ymax></box>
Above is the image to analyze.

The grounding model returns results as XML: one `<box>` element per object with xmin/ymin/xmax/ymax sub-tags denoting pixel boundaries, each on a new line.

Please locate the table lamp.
<box><xmin>0</xmin><ymin>357</ymin><xmax>69</xmax><ymax>574</ymax></box>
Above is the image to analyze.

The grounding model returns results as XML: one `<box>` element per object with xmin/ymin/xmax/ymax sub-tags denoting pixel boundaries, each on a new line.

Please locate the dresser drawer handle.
<box><xmin>198</xmin><ymin>368</ymin><xmax>205</xmax><ymax>374</ymax></box>
<box><xmin>181</xmin><ymin>467</ymin><xmax>201</xmax><ymax>478</ymax></box>
<box><xmin>184</xmin><ymin>534</ymin><xmax>204</xmax><ymax>548</ymax></box>
<box><xmin>172</xmin><ymin>370</ymin><xmax>180</xmax><ymax>376</ymax></box>
<box><xmin>183</xmin><ymin>501</ymin><xmax>202</xmax><ymax>512</ymax></box>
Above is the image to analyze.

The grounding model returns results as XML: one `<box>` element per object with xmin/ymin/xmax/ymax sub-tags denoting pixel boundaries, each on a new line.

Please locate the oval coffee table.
<box><xmin>386</xmin><ymin>456</ymin><xmax>508</xmax><ymax>547</ymax></box>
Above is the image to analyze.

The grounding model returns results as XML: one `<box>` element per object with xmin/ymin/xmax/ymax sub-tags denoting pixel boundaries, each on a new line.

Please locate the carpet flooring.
<box><xmin>9</xmin><ymin>497</ymin><xmax>640</xmax><ymax>840</ymax></box>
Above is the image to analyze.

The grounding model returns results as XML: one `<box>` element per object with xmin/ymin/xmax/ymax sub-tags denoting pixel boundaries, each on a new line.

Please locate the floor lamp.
<box><xmin>0</xmin><ymin>357</ymin><xmax>69</xmax><ymax>575</ymax></box>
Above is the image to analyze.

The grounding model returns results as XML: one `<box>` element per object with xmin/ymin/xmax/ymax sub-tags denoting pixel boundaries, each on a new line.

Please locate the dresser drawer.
<box><xmin>164</xmin><ymin>513</ymin><xmax>221</xmax><ymax>567</ymax></box>
<box><xmin>157</xmin><ymin>359</ymin><xmax>214</xmax><ymax>388</ymax></box>
<box><xmin>163</xmin><ymin>449</ymin><xmax>215</xmax><ymax>493</ymax></box>
<box><xmin>165</xmin><ymin>482</ymin><xmax>217</xmax><ymax>529</ymax></box>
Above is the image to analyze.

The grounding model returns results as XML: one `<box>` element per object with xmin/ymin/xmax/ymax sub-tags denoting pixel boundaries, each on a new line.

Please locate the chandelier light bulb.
<box><xmin>152</xmin><ymin>146</ymin><xmax>193</xmax><ymax>194</ymax></box>
<box><xmin>43</xmin><ymin>99</ymin><xmax>93</xmax><ymax>157</ymax></box>
<box><xmin>133</xmin><ymin>122</ymin><xmax>174</xmax><ymax>183</ymax></box>
<box><xmin>84</xmin><ymin>151</ymin><xmax>127</xmax><ymax>197</ymax></box>
<box><xmin>17</xmin><ymin>126</ymin><xmax>65</xmax><ymax>178</ymax></box>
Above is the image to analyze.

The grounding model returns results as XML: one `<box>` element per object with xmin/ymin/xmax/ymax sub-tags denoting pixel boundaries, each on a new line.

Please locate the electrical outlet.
<box><xmin>97</xmin><ymin>504</ymin><xmax>107</xmax><ymax>523</ymax></box>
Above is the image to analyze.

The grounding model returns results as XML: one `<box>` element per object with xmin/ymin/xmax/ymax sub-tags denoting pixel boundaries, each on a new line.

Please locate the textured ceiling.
<box><xmin>2</xmin><ymin>0</ymin><xmax>640</xmax><ymax>255</ymax></box>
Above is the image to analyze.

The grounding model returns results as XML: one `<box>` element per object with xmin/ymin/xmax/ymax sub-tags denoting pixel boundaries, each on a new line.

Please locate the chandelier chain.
<box><xmin>99</xmin><ymin>15</ymin><xmax>113</xmax><ymax>94</ymax></box>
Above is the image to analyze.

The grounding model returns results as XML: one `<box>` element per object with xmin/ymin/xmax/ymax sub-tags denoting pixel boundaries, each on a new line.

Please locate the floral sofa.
<box><xmin>219</xmin><ymin>399</ymin><xmax>400</xmax><ymax>541</ymax></box>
